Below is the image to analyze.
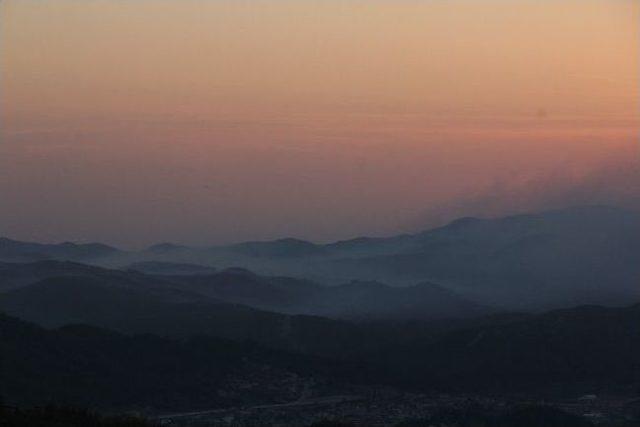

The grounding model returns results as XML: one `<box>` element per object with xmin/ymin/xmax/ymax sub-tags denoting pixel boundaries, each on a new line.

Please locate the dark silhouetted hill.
<box><xmin>379</xmin><ymin>303</ymin><xmax>640</xmax><ymax>392</ymax></box>
<box><xmin>0</xmin><ymin>313</ymin><xmax>338</xmax><ymax>411</ymax></box>
<box><xmin>0</xmin><ymin>275</ymin><xmax>377</xmax><ymax>359</ymax></box>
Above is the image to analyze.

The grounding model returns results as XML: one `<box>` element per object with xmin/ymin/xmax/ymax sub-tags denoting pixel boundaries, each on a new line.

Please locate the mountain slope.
<box><xmin>125</xmin><ymin>261</ymin><xmax>217</xmax><ymax>276</ymax></box>
<box><xmin>0</xmin><ymin>313</ymin><xmax>332</xmax><ymax>411</ymax></box>
<box><xmin>3</xmin><ymin>205</ymin><xmax>638</xmax><ymax>310</ymax></box>
<box><xmin>334</xmin><ymin>206</ymin><xmax>640</xmax><ymax>308</ymax></box>
<box><xmin>0</xmin><ymin>261</ymin><xmax>483</xmax><ymax>321</ymax></box>
<box><xmin>180</xmin><ymin>271</ymin><xmax>485</xmax><ymax>320</ymax></box>
<box><xmin>2</xmin><ymin>300</ymin><xmax>640</xmax><ymax>409</ymax></box>
<box><xmin>309</xmin><ymin>280</ymin><xmax>486</xmax><ymax>320</ymax></box>
<box><xmin>144</xmin><ymin>206</ymin><xmax>640</xmax><ymax>310</ymax></box>
<box><xmin>379</xmin><ymin>303</ymin><xmax>640</xmax><ymax>392</ymax></box>
<box><xmin>0</xmin><ymin>275</ymin><xmax>375</xmax><ymax>359</ymax></box>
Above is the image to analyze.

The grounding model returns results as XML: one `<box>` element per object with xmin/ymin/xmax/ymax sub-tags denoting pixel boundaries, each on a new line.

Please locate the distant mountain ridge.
<box><xmin>0</xmin><ymin>260</ymin><xmax>484</xmax><ymax>322</ymax></box>
<box><xmin>0</xmin><ymin>237</ymin><xmax>120</xmax><ymax>262</ymax></box>
<box><xmin>2</xmin><ymin>205</ymin><xmax>638</xmax><ymax>310</ymax></box>
<box><xmin>3</xmin><ymin>205</ymin><xmax>635</xmax><ymax>263</ymax></box>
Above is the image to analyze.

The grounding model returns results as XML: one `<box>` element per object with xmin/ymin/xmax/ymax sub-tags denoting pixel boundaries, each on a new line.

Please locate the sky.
<box><xmin>1</xmin><ymin>0</ymin><xmax>639</xmax><ymax>248</ymax></box>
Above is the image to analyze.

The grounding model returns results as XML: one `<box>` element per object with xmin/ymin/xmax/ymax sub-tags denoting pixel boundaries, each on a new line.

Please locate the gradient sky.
<box><xmin>1</xmin><ymin>0</ymin><xmax>639</xmax><ymax>247</ymax></box>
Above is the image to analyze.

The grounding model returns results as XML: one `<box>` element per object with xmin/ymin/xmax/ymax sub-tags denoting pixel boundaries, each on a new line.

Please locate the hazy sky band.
<box><xmin>1</xmin><ymin>0</ymin><xmax>638</xmax><ymax>247</ymax></box>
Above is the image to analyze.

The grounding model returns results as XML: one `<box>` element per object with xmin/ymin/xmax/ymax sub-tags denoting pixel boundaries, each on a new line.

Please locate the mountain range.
<box><xmin>1</xmin><ymin>207</ymin><xmax>639</xmax><ymax>414</ymax></box>
<box><xmin>1</xmin><ymin>300</ymin><xmax>639</xmax><ymax>411</ymax></box>
<box><xmin>2</xmin><ymin>205</ymin><xmax>639</xmax><ymax>310</ymax></box>
<box><xmin>0</xmin><ymin>260</ymin><xmax>483</xmax><ymax>325</ymax></box>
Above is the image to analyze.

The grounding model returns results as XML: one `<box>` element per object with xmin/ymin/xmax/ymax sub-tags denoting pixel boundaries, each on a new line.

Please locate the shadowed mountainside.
<box><xmin>0</xmin><ymin>275</ymin><xmax>376</xmax><ymax>359</ymax></box>
<box><xmin>1</xmin><ymin>300</ymin><xmax>639</xmax><ymax>411</ymax></box>
<box><xmin>0</xmin><ymin>312</ymin><xmax>337</xmax><ymax>412</ymax></box>
<box><xmin>0</xmin><ymin>261</ymin><xmax>484</xmax><ymax>322</ymax></box>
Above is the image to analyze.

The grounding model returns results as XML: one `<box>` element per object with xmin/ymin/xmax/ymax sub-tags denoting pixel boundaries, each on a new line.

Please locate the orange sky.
<box><xmin>1</xmin><ymin>0</ymin><xmax>638</xmax><ymax>247</ymax></box>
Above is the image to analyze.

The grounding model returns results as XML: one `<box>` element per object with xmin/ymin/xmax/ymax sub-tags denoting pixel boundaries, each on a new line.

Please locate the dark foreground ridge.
<box><xmin>0</xmin><ymin>405</ymin><xmax>154</xmax><ymax>427</ymax></box>
<box><xmin>1</xmin><ymin>304</ymin><xmax>640</xmax><ymax>425</ymax></box>
<box><xmin>0</xmin><ymin>402</ymin><xmax>619</xmax><ymax>427</ymax></box>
